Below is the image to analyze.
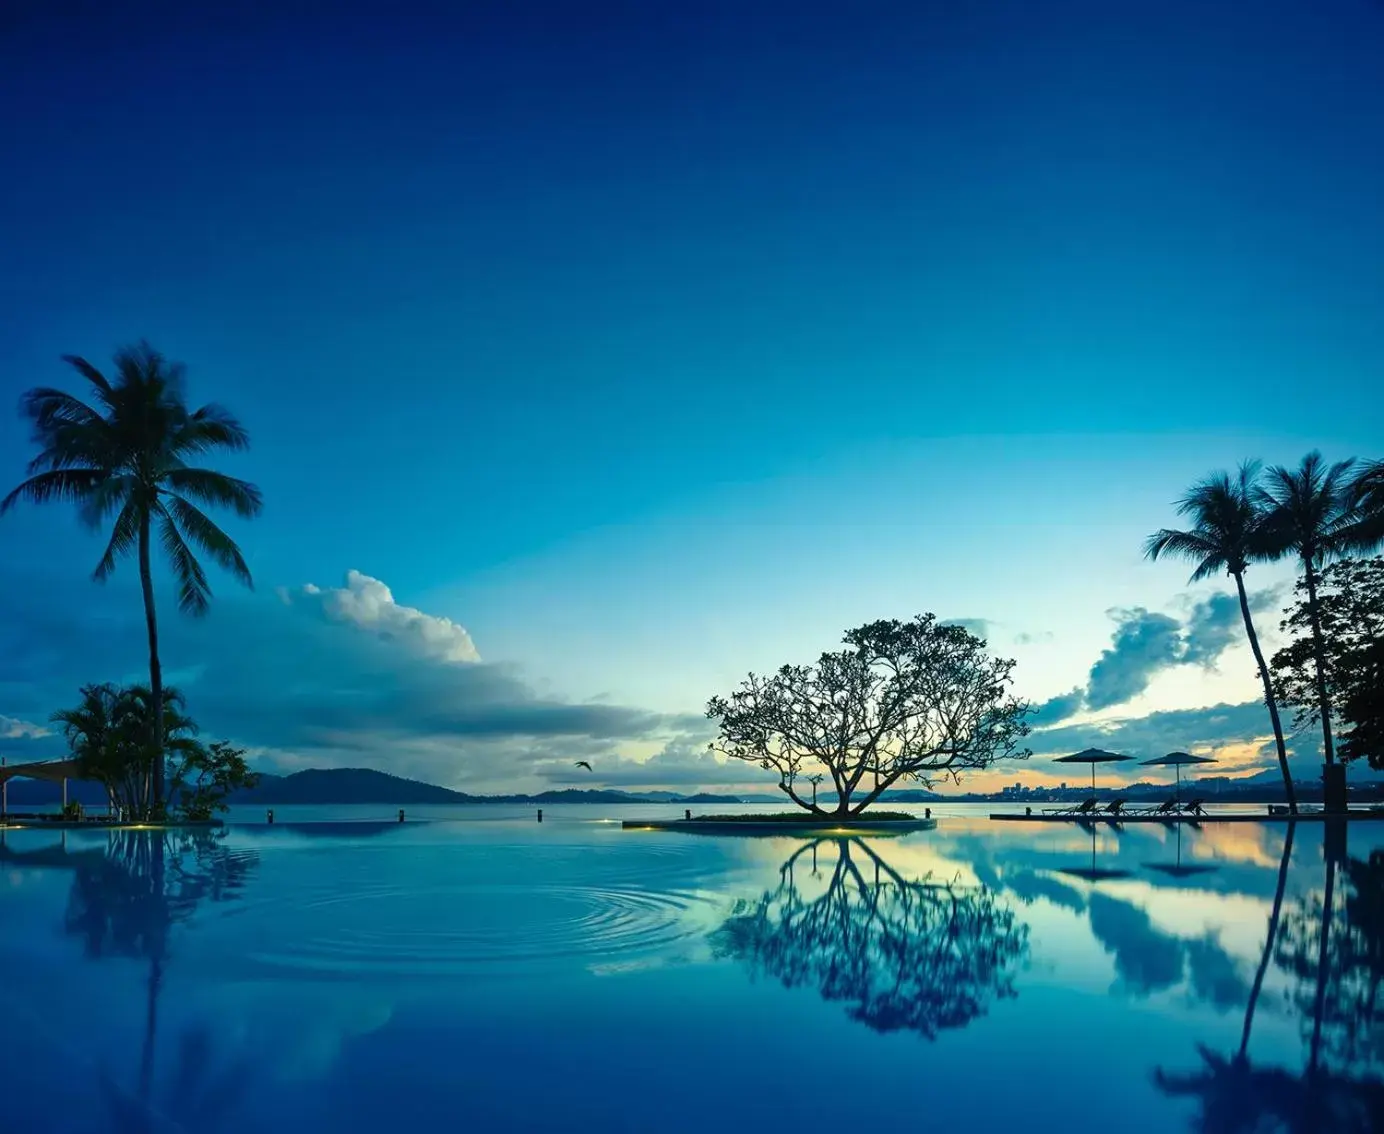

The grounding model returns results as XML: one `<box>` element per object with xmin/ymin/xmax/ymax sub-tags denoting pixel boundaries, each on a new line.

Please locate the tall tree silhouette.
<box><xmin>63</xmin><ymin>830</ymin><xmax>259</xmax><ymax>1132</ymax></box>
<box><xmin>712</xmin><ymin>838</ymin><xmax>1028</xmax><ymax>1038</ymax></box>
<box><xmin>1344</xmin><ymin>460</ymin><xmax>1384</xmax><ymax>553</ymax></box>
<box><xmin>1145</xmin><ymin>462</ymin><xmax>1296</xmax><ymax>811</ymax></box>
<box><xmin>1155</xmin><ymin>826</ymin><xmax>1384</xmax><ymax>1132</ymax></box>
<box><xmin>1256</xmin><ymin>453</ymin><xmax>1358</xmax><ymax>772</ymax></box>
<box><xmin>1</xmin><ymin>343</ymin><xmax>261</xmax><ymax>812</ymax></box>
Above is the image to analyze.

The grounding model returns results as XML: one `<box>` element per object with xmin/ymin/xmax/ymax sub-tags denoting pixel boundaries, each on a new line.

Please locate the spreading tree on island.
<box><xmin>706</xmin><ymin>615</ymin><xmax>1032</xmax><ymax>816</ymax></box>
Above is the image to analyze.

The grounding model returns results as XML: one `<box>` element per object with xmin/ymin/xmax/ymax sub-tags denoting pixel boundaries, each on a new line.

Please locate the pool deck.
<box><xmin>623</xmin><ymin>817</ymin><xmax>938</xmax><ymax>834</ymax></box>
<box><xmin>0</xmin><ymin>819</ymin><xmax>224</xmax><ymax>831</ymax></box>
<box><xmin>990</xmin><ymin>810</ymin><xmax>1384</xmax><ymax>824</ymax></box>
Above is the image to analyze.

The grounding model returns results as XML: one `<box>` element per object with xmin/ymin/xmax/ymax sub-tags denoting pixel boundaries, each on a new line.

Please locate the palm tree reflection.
<box><xmin>1155</xmin><ymin>824</ymin><xmax>1384</xmax><ymax>1133</ymax></box>
<box><xmin>712</xmin><ymin>838</ymin><xmax>1028</xmax><ymax>1038</ymax></box>
<box><xmin>62</xmin><ymin>829</ymin><xmax>259</xmax><ymax>1133</ymax></box>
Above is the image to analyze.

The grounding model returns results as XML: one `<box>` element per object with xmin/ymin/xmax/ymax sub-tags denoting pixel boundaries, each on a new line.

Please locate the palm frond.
<box><xmin>163</xmin><ymin>494</ymin><xmax>253</xmax><ymax>588</ymax></box>
<box><xmin>0</xmin><ymin>469</ymin><xmax>103</xmax><ymax>514</ymax></box>
<box><xmin>1144</xmin><ymin>528</ymin><xmax>1224</xmax><ymax>583</ymax></box>
<box><xmin>171</xmin><ymin>404</ymin><xmax>251</xmax><ymax>456</ymax></box>
<box><xmin>19</xmin><ymin>386</ymin><xmax>107</xmax><ymax>435</ymax></box>
<box><xmin>160</xmin><ymin>468</ymin><xmax>262</xmax><ymax>519</ymax></box>
<box><xmin>78</xmin><ymin>474</ymin><xmax>137</xmax><ymax>529</ymax></box>
<box><xmin>156</xmin><ymin>505</ymin><xmax>212</xmax><ymax>616</ymax></box>
<box><xmin>1256</xmin><ymin>451</ymin><xmax>1359</xmax><ymax>563</ymax></box>
<box><xmin>93</xmin><ymin>498</ymin><xmax>144</xmax><ymax>583</ymax></box>
<box><xmin>59</xmin><ymin>354</ymin><xmax>114</xmax><ymax>400</ymax></box>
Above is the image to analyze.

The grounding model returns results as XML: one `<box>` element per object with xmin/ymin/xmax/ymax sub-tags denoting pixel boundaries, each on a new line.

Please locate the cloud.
<box><xmin>287</xmin><ymin>570</ymin><xmax>481</xmax><ymax>663</ymax></box>
<box><xmin>1014</xmin><ymin>630</ymin><xmax>1054</xmax><ymax>645</ymax></box>
<box><xmin>1035</xmin><ymin>590</ymin><xmax>1272</xmax><ymax>725</ymax></box>
<box><xmin>1085</xmin><ymin>608</ymin><xmax>1185</xmax><ymax>710</ymax></box>
<box><xmin>1032</xmin><ymin>688</ymin><xmax>1087</xmax><ymax>725</ymax></box>
<box><xmin>0</xmin><ymin>568</ymin><xmax>699</xmax><ymax>792</ymax></box>
<box><xmin>1088</xmin><ymin>893</ymin><xmax>1186</xmax><ymax>995</ymax></box>
<box><xmin>942</xmin><ymin>617</ymin><xmax>992</xmax><ymax>640</ymax></box>
<box><xmin>537</xmin><ymin>731</ymin><xmax>775</xmax><ymax>789</ymax></box>
<box><xmin>1029</xmin><ymin>700</ymin><xmax>1283</xmax><ymax>764</ymax></box>
<box><xmin>1180</xmin><ymin>593</ymin><xmax>1243</xmax><ymax>667</ymax></box>
<box><xmin>1</xmin><ymin>714</ymin><xmax>50</xmax><ymax>740</ymax></box>
<box><xmin>1184</xmin><ymin>935</ymin><xmax>1249</xmax><ymax>1012</ymax></box>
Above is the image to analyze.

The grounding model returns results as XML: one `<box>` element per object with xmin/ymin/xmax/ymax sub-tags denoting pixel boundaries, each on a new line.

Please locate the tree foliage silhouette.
<box><xmin>712</xmin><ymin>838</ymin><xmax>1028</xmax><ymax>1038</ymax></box>
<box><xmin>2</xmin><ymin>343</ymin><xmax>261</xmax><ymax>812</ymax></box>
<box><xmin>707</xmin><ymin>616</ymin><xmax>1031</xmax><ymax>815</ymax></box>
<box><xmin>1145</xmin><ymin>462</ymin><xmax>1297</xmax><ymax>810</ymax></box>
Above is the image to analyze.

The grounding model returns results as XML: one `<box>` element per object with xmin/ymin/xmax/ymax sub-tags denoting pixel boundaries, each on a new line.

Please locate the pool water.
<box><xmin>1</xmin><ymin>812</ymin><xmax>1379</xmax><ymax>1132</ymax></box>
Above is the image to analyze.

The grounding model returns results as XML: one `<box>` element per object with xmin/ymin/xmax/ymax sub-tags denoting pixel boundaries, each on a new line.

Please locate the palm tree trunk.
<box><xmin>1235</xmin><ymin>571</ymin><xmax>1297</xmax><ymax>813</ymax></box>
<box><xmin>1309</xmin><ymin>849</ymin><xmax>1336</xmax><ymax>1079</ymax></box>
<box><xmin>1240</xmin><ymin>822</ymin><xmax>1295</xmax><ymax>1059</ymax></box>
<box><xmin>1303</xmin><ymin>561</ymin><xmax>1337</xmax><ymax>767</ymax></box>
<box><xmin>138</xmin><ymin>514</ymin><xmax>165</xmax><ymax>815</ymax></box>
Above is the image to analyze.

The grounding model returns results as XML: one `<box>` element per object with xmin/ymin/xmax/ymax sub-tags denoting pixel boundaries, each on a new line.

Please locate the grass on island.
<box><xmin>687</xmin><ymin>811</ymin><xmax>919</xmax><ymax>823</ymax></box>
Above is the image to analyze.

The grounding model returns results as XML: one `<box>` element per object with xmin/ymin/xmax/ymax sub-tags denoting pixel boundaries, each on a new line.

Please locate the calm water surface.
<box><xmin>1</xmin><ymin>806</ymin><xmax>1379</xmax><ymax>1132</ymax></box>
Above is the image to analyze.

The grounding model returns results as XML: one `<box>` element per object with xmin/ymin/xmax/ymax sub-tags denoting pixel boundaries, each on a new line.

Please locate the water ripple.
<box><xmin>245</xmin><ymin>881</ymin><xmax>720</xmax><ymax>977</ymax></box>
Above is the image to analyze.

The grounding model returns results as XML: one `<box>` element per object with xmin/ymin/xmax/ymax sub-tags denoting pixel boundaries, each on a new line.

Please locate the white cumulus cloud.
<box><xmin>1</xmin><ymin>714</ymin><xmax>50</xmax><ymax>740</ymax></box>
<box><xmin>288</xmin><ymin>570</ymin><xmax>481</xmax><ymax>663</ymax></box>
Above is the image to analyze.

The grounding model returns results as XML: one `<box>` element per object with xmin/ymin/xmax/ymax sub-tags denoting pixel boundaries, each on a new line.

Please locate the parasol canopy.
<box><xmin>1059</xmin><ymin>823</ymin><xmax>1133</xmax><ymax>882</ymax></box>
<box><xmin>1139</xmin><ymin>751</ymin><xmax>1217</xmax><ymax>802</ymax></box>
<box><xmin>1053</xmin><ymin>748</ymin><xmax>1136</xmax><ymax>796</ymax></box>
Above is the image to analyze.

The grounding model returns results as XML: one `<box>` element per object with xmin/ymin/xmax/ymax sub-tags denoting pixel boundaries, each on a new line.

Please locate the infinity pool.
<box><xmin>1</xmin><ymin>810</ymin><xmax>1379</xmax><ymax>1132</ymax></box>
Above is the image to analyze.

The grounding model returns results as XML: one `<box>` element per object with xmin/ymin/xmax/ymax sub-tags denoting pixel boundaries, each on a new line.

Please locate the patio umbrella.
<box><xmin>1140</xmin><ymin>751</ymin><xmax>1217</xmax><ymax>804</ymax></box>
<box><xmin>1053</xmin><ymin>748</ymin><xmax>1136</xmax><ymax>797</ymax></box>
<box><xmin>1145</xmin><ymin>823</ymin><xmax>1218</xmax><ymax>878</ymax></box>
<box><xmin>1058</xmin><ymin>824</ymin><xmax>1132</xmax><ymax>882</ymax></box>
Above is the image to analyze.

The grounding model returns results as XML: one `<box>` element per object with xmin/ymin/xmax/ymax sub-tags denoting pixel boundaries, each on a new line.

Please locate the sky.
<box><xmin>1</xmin><ymin>0</ymin><xmax>1382</xmax><ymax>796</ymax></box>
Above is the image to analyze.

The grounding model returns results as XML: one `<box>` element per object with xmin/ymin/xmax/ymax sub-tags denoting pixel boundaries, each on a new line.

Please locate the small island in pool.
<box><xmin>623</xmin><ymin>811</ymin><xmax>937</xmax><ymax>834</ymax></box>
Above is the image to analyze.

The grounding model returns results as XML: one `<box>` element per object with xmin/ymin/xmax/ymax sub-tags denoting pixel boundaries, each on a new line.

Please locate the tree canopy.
<box><xmin>1271</xmin><ymin>557</ymin><xmax>1384</xmax><ymax>769</ymax></box>
<box><xmin>712</xmin><ymin>839</ymin><xmax>1027</xmax><ymax>1039</ymax></box>
<box><xmin>706</xmin><ymin>615</ymin><xmax>1032</xmax><ymax>816</ymax></box>
<box><xmin>52</xmin><ymin>683</ymin><xmax>258</xmax><ymax>819</ymax></box>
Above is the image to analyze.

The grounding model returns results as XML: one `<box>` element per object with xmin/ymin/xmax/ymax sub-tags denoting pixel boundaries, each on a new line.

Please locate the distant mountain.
<box><xmin>226</xmin><ymin>769</ymin><xmax>744</xmax><ymax>806</ymax></box>
<box><xmin>231</xmin><ymin>769</ymin><xmax>475</xmax><ymax>805</ymax></box>
<box><xmin>1</xmin><ymin>766</ymin><xmax>747</xmax><ymax>808</ymax></box>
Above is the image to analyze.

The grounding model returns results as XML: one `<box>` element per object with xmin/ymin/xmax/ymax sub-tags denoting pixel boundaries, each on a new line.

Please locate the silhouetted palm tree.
<box><xmin>1344</xmin><ymin>460</ymin><xmax>1384</xmax><ymax>553</ymax></box>
<box><xmin>1256</xmin><ymin>453</ymin><xmax>1358</xmax><ymax>769</ymax></box>
<box><xmin>1</xmin><ymin>343</ymin><xmax>261</xmax><ymax>811</ymax></box>
<box><xmin>1146</xmin><ymin>463</ymin><xmax>1297</xmax><ymax>812</ymax></box>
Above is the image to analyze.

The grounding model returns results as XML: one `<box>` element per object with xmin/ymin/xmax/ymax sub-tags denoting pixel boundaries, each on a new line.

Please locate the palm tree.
<box><xmin>1256</xmin><ymin>452</ymin><xmax>1358</xmax><ymax>772</ymax></box>
<box><xmin>51</xmin><ymin>682</ymin><xmax>124</xmax><ymax>811</ymax></box>
<box><xmin>2</xmin><ymin>343</ymin><xmax>261</xmax><ymax>812</ymax></box>
<box><xmin>53</xmin><ymin>684</ymin><xmax>205</xmax><ymax>817</ymax></box>
<box><xmin>1343</xmin><ymin>459</ymin><xmax>1384</xmax><ymax>553</ymax></box>
<box><xmin>1146</xmin><ymin>462</ymin><xmax>1298</xmax><ymax>812</ymax></box>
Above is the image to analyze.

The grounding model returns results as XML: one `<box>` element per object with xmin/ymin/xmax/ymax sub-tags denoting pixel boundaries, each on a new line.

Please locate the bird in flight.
<box><xmin>574</xmin><ymin>760</ymin><xmax>593</xmax><ymax>772</ymax></box>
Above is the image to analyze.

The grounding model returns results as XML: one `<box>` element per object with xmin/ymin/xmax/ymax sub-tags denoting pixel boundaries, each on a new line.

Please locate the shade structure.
<box><xmin>1</xmin><ymin>757</ymin><xmax>88</xmax><ymax>818</ymax></box>
<box><xmin>1053</xmin><ymin>748</ymin><xmax>1136</xmax><ymax>796</ymax></box>
<box><xmin>1059</xmin><ymin>824</ymin><xmax>1133</xmax><ymax>882</ymax></box>
<box><xmin>1145</xmin><ymin>822</ymin><xmax>1218</xmax><ymax>878</ymax></box>
<box><xmin>1139</xmin><ymin>751</ymin><xmax>1217</xmax><ymax>803</ymax></box>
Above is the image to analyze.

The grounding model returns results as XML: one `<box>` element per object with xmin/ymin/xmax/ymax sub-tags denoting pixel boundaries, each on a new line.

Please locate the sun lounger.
<box><xmin>1137</xmin><ymin>799</ymin><xmax>1178</xmax><ymax>817</ymax></box>
<box><xmin>1101</xmin><ymin>799</ymin><xmax>1126</xmax><ymax>819</ymax></box>
<box><xmin>1044</xmin><ymin>797</ymin><xmax>1100</xmax><ymax>816</ymax></box>
<box><xmin>1180</xmin><ymin>798</ymin><xmax>1207</xmax><ymax>816</ymax></box>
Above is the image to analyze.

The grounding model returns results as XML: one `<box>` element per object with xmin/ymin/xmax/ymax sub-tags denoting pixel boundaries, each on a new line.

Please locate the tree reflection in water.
<box><xmin>712</xmin><ymin>837</ymin><xmax>1028</xmax><ymax>1039</ymax></box>
<box><xmin>1155</xmin><ymin>824</ymin><xmax>1384</xmax><ymax>1133</ymax></box>
<box><xmin>62</xmin><ymin>829</ymin><xmax>259</xmax><ymax>1133</ymax></box>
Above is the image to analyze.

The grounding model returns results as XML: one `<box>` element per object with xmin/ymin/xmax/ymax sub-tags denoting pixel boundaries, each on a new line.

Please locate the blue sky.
<box><xmin>1</xmin><ymin>0</ymin><xmax>1381</xmax><ymax>793</ymax></box>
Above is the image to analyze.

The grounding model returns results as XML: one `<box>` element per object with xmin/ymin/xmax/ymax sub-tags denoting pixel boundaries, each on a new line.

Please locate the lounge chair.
<box><xmin>1137</xmin><ymin>799</ymin><xmax>1178</xmax><ymax>817</ymax></box>
<box><xmin>1180</xmin><ymin>798</ymin><xmax>1207</xmax><ymax>817</ymax></box>
<box><xmin>1101</xmin><ymin>799</ymin><xmax>1127</xmax><ymax>819</ymax></box>
<box><xmin>1044</xmin><ymin>797</ymin><xmax>1099</xmax><ymax>817</ymax></box>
